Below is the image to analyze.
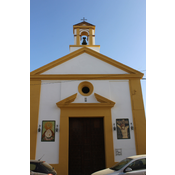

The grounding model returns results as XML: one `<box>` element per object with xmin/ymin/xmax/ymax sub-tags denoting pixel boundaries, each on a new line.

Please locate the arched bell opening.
<box><xmin>81</xmin><ymin>36</ymin><xmax>88</xmax><ymax>45</ymax></box>
<box><xmin>80</xmin><ymin>31</ymin><xmax>89</xmax><ymax>45</ymax></box>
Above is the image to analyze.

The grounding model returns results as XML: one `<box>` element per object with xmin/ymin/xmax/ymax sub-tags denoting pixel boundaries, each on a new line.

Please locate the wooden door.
<box><xmin>69</xmin><ymin>118</ymin><xmax>106</xmax><ymax>175</ymax></box>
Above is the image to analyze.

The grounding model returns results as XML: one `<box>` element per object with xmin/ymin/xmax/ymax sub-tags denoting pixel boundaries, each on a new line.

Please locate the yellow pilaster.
<box><xmin>129</xmin><ymin>79</ymin><xmax>146</xmax><ymax>155</ymax></box>
<box><xmin>76</xmin><ymin>28</ymin><xmax>80</xmax><ymax>45</ymax></box>
<box><xmin>30</xmin><ymin>80</ymin><xmax>41</xmax><ymax>159</ymax></box>
<box><xmin>89</xmin><ymin>28</ymin><xmax>93</xmax><ymax>45</ymax></box>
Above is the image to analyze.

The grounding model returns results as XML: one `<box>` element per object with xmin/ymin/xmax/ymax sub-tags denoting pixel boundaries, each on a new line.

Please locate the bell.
<box><xmin>82</xmin><ymin>37</ymin><xmax>87</xmax><ymax>45</ymax></box>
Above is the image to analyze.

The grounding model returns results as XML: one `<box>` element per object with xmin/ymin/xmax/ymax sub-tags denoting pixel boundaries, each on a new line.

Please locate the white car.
<box><xmin>91</xmin><ymin>154</ymin><xmax>146</xmax><ymax>175</ymax></box>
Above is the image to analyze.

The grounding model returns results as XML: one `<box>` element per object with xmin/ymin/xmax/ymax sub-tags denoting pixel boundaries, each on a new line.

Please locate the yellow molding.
<box><xmin>57</xmin><ymin>103</ymin><xmax>115</xmax><ymax>108</ymax></box>
<box><xmin>69</xmin><ymin>45</ymin><xmax>100</xmax><ymax>47</ymax></box>
<box><xmin>129</xmin><ymin>79</ymin><xmax>146</xmax><ymax>155</ymax></box>
<box><xmin>30</xmin><ymin>74</ymin><xmax>143</xmax><ymax>80</ymax></box>
<box><xmin>73</xmin><ymin>21</ymin><xmax>95</xmax><ymax>27</ymax></box>
<box><xmin>56</xmin><ymin>93</ymin><xmax>115</xmax><ymax>108</ymax></box>
<box><xmin>30</xmin><ymin>80</ymin><xmax>41</xmax><ymax>160</ymax></box>
<box><xmin>56</xmin><ymin>93</ymin><xmax>77</xmax><ymax>106</ymax></box>
<box><xmin>30</xmin><ymin>47</ymin><xmax>143</xmax><ymax>76</ymax></box>
<box><xmin>89</xmin><ymin>28</ymin><xmax>93</xmax><ymax>45</ymax></box>
<box><xmin>73</xmin><ymin>26</ymin><xmax>95</xmax><ymax>29</ymax></box>
<box><xmin>94</xmin><ymin>93</ymin><xmax>115</xmax><ymax>105</ymax></box>
<box><xmin>73</xmin><ymin>27</ymin><xmax>95</xmax><ymax>35</ymax></box>
<box><xmin>76</xmin><ymin>28</ymin><xmax>80</xmax><ymax>45</ymax></box>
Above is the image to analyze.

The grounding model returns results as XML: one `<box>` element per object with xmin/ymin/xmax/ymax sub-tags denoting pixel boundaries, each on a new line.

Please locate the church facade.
<box><xmin>30</xmin><ymin>21</ymin><xmax>146</xmax><ymax>175</ymax></box>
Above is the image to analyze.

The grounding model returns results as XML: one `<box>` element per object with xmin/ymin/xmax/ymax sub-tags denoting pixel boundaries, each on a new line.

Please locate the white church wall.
<box><xmin>69</xmin><ymin>47</ymin><xmax>80</xmax><ymax>52</ymax></box>
<box><xmin>92</xmin><ymin>38</ymin><xmax>95</xmax><ymax>45</ymax></box>
<box><xmin>74</xmin><ymin>36</ymin><xmax>77</xmax><ymax>45</ymax></box>
<box><xmin>36</xmin><ymin>80</ymin><xmax>61</xmax><ymax>164</ymax></box>
<box><xmin>69</xmin><ymin>46</ymin><xmax>100</xmax><ymax>53</ymax></box>
<box><xmin>109</xmin><ymin>80</ymin><xmax>136</xmax><ymax>162</ymax></box>
<box><xmin>73</xmin><ymin>29</ymin><xmax>77</xmax><ymax>45</ymax></box>
<box><xmin>91</xmin><ymin>80</ymin><xmax>111</xmax><ymax>99</ymax></box>
<box><xmin>36</xmin><ymin>79</ymin><xmax>136</xmax><ymax>164</ymax></box>
<box><xmin>41</xmin><ymin>53</ymin><xmax>128</xmax><ymax>75</ymax></box>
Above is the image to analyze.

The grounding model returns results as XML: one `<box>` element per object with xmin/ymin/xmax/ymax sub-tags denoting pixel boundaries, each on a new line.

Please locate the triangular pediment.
<box><xmin>30</xmin><ymin>47</ymin><xmax>143</xmax><ymax>79</ymax></box>
<box><xmin>73</xmin><ymin>21</ymin><xmax>95</xmax><ymax>27</ymax></box>
<box><xmin>56</xmin><ymin>93</ymin><xmax>115</xmax><ymax>108</ymax></box>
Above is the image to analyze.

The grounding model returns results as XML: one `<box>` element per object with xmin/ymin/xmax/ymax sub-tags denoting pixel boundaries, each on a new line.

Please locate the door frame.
<box><xmin>56</xmin><ymin>93</ymin><xmax>115</xmax><ymax>175</ymax></box>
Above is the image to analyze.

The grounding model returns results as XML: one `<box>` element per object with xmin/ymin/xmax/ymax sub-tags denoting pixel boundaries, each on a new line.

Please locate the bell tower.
<box><xmin>69</xmin><ymin>18</ymin><xmax>100</xmax><ymax>53</ymax></box>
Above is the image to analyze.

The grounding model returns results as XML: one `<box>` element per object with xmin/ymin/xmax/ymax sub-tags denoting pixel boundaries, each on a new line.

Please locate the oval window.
<box><xmin>78</xmin><ymin>81</ymin><xmax>94</xmax><ymax>96</ymax></box>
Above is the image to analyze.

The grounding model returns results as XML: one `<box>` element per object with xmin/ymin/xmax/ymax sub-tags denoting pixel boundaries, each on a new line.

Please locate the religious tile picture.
<box><xmin>41</xmin><ymin>121</ymin><xmax>55</xmax><ymax>141</ymax></box>
<box><xmin>116</xmin><ymin>119</ymin><xmax>130</xmax><ymax>139</ymax></box>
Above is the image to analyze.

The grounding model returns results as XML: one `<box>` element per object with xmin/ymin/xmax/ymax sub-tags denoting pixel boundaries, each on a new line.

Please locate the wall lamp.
<box><xmin>55</xmin><ymin>125</ymin><xmax>59</xmax><ymax>132</ymax></box>
<box><xmin>130</xmin><ymin>123</ymin><xmax>134</xmax><ymax>130</ymax></box>
<box><xmin>38</xmin><ymin>125</ymin><xmax>41</xmax><ymax>132</ymax></box>
<box><xmin>113</xmin><ymin>123</ymin><xmax>116</xmax><ymax>131</ymax></box>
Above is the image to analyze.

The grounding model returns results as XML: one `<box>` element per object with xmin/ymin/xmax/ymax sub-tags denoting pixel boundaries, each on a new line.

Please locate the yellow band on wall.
<box><xmin>76</xmin><ymin>28</ymin><xmax>80</xmax><ymax>45</ymax></box>
<box><xmin>129</xmin><ymin>79</ymin><xmax>146</xmax><ymax>155</ymax></box>
<box><xmin>30</xmin><ymin>80</ymin><xmax>41</xmax><ymax>159</ymax></box>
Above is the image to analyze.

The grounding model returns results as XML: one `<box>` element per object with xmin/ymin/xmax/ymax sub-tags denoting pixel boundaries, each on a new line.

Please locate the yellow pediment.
<box><xmin>56</xmin><ymin>93</ymin><xmax>115</xmax><ymax>108</ymax></box>
<box><xmin>30</xmin><ymin>47</ymin><xmax>143</xmax><ymax>80</ymax></box>
<box><xmin>73</xmin><ymin>21</ymin><xmax>95</xmax><ymax>27</ymax></box>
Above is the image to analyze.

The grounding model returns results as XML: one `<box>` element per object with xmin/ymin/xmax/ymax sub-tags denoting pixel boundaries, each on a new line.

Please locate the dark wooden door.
<box><xmin>69</xmin><ymin>118</ymin><xmax>106</xmax><ymax>175</ymax></box>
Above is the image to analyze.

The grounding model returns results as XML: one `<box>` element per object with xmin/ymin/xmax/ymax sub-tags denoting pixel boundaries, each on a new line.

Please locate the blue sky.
<box><xmin>30</xmin><ymin>0</ymin><xmax>146</xmax><ymax>111</ymax></box>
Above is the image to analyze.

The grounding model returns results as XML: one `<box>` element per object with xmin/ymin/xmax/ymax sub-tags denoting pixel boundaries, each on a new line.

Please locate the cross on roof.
<box><xmin>81</xmin><ymin>17</ymin><xmax>87</xmax><ymax>22</ymax></box>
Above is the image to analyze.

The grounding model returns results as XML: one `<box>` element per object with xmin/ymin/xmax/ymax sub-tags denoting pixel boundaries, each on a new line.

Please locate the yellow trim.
<box><xmin>80</xmin><ymin>31</ymin><xmax>88</xmax><ymax>36</ymax></box>
<box><xmin>94</xmin><ymin>93</ymin><xmax>115</xmax><ymax>106</ymax></box>
<box><xmin>69</xmin><ymin>45</ymin><xmax>100</xmax><ymax>47</ymax></box>
<box><xmin>56</xmin><ymin>93</ymin><xmax>78</xmax><ymax>105</ymax></box>
<box><xmin>73</xmin><ymin>26</ymin><xmax>95</xmax><ymax>30</ymax></box>
<box><xmin>30</xmin><ymin>74</ymin><xmax>143</xmax><ymax>80</ymax></box>
<box><xmin>56</xmin><ymin>93</ymin><xmax>115</xmax><ymax>108</ymax></box>
<box><xmin>76</xmin><ymin>28</ymin><xmax>80</xmax><ymax>45</ymax></box>
<box><xmin>78</xmin><ymin>81</ymin><xmax>94</xmax><ymax>96</ymax></box>
<box><xmin>55</xmin><ymin>93</ymin><xmax>115</xmax><ymax>175</ymax></box>
<box><xmin>89</xmin><ymin>28</ymin><xmax>93</xmax><ymax>45</ymax></box>
<box><xmin>129</xmin><ymin>79</ymin><xmax>146</xmax><ymax>155</ymax></box>
<box><xmin>30</xmin><ymin>80</ymin><xmax>41</xmax><ymax>159</ymax></box>
<box><xmin>30</xmin><ymin>47</ymin><xmax>143</xmax><ymax>76</ymax></box>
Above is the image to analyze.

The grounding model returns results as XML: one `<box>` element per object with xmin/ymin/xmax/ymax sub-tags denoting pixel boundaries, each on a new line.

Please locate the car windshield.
<box><xmin>110</xmin><ymin>158</ymin><xmax>132</xmax><ymax>171</ymax></box>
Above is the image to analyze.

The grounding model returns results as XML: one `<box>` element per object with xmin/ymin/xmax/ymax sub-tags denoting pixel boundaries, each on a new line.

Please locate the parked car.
<box><xmin>30</xmin><ymin>160</ymin><xmax>57</xmax><ymax>175</ymax></box>
<box><xmin>91</xmin><ymin>154</ymin><xmax>146</xmax><ymax>175</ymax></box>
<box><xmin>30</xmin><ymin>170</ymin><xmax>48</xmax><ymax>175</ymax></box>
